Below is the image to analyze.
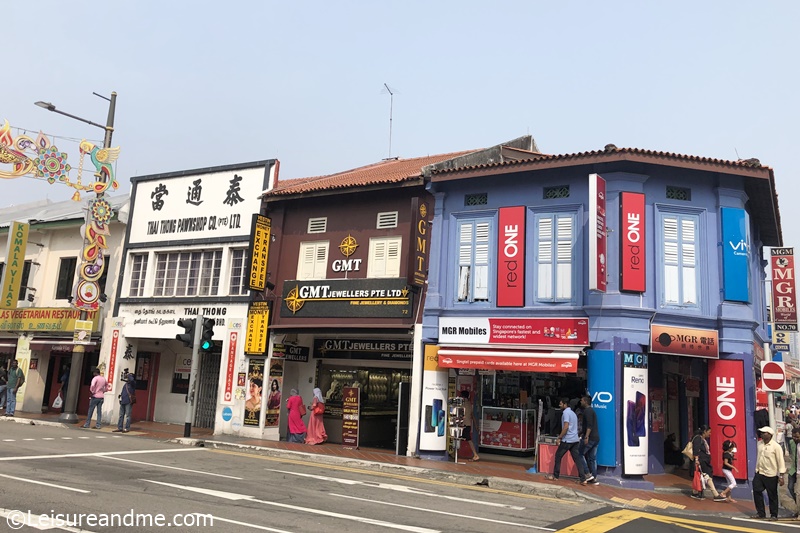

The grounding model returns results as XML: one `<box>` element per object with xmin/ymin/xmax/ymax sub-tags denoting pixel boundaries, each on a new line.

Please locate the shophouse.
<box><xmin>420</xmin><ymin>146</ymin><xmax>781</xmax><ymax>489</ymax></box>
<box><xmin>113</xmin><ymin>160</ymin><xmax>277</xmax><ymax>431</ymax></box>
<box><xmin>0</xmin><ymin>194</ymin><xmax>128</xmax><ymax>420</ymax></box>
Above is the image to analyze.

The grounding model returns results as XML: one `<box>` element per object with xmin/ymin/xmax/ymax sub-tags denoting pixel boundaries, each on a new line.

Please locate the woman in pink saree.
<box><xmin>305</xmin><ymin>388</ymin><xmax>327</xmax><ymax>445</ymax></box>
<box><xmin>286</xmin><ymin>389</ymin><xmax>307</xmax><ymax>443</ymax></box>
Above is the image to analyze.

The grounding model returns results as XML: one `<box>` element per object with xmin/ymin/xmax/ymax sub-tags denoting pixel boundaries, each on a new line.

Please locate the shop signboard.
<box><xmin>437</xmin><ymin>349</ymin><xmax>578</xmax><ymax>373</ymax></box>
<box><xmin>622</xmin><ymin>351</ymin><xmax>648</xmax><ymax>475</ymax></box>
<box><xmin>438</xmin><ymin>317</ymin><xmax>589</xmax><ymax>347</ymax></box>
<box><xmin>342</xmin><ymin>386</ymin><xmax>361</xmax><ymax>449</ymax></box>
<box><xmin>281</xmin><ymin>278</ymin><xmax>413</xmax><ymax>318</ymax></box>
<box><xmin>497</xmin><ymin>206</ymin><xmax>525</xmax><ymax>307</ymax></box>
<box><xmin>588</xmin><ymin>349</ymin><xmax>617</xmax><ymax>467</ymax></box>
<box><xmin>721</xmin><ymin>208</ymin><xmax>750</xmax><ymax>302</ymax></box>
<box><xmin>589</xmin><ymin>174</ymin><xmax>607</xmax><ymax>292</ymax></box>
<box><xmin>118</xmin><ymin>303</ymin><xmax>239</xmax><ymax>339</ymax></box>
<box><xmin>248</xmin><ymin>214</ymin><xmax>271</xmax><ymax>291</ymax></box>
<box><xmin>272</xmin><ymin>343</ymin><xmax>310</xmax><ymax>362</ymax></box>
<box><xmin>707</xmin><ymin>359</ymin><xmax>748</xmax><ymax>477</ymax></box>
<box><xmin>222</xmin><ymin>329</ymin><xmax>239</xmax><ymax>404</ymax></box>
<box><xmin>619</xmin><ymin>192</ymin><xmax>646</xmax><ymax>292</ymax></box>
<box><xmin>265</xmin><ymin>359</ymin><xmax>283</xmax><ymax>427</ymax></box>
<box><xmin>408</xmin><ymin>197</ymin><xmax>431</xmax><ymax>287</ymax></box>
<box><xmin>0</xmin><ymin>221</ymin><xmax>28</xmax><ymax>309</ymax></box>
<box><xmin>649</xmin><ymin>324</ymin><xmax>719</xmax><ymax>359</ymax></box>
<box><xmin>0</xmin><ymin>307</ymin><xmax>101</xmax><ymax>333</ymax></box>
<box><xmin>771</xmin><ymin>248</ymin><xmax>797</xmax><ymax>331</ymax></box>
<box><xmin>245</xmin><ymin>301</ymin><xmax>270</xmax><ymax>355</ymax></box>
<box><xmin>419</xmin><ymin>345</ymin><xmax>447</xmax><ymax>451</ymax></box>
<box><xmin>244</xmin><ymin>358</ymin><xmax>265</xmax><ymax>427</ymax></box>
<box><xmin>313</xmin><ymin>338</ymin><xmax>412</xmax><ymax>361</ymax></box>
<box><xmin>106</xmin><ymin>326</ymin><xmax>121</xmax><ymax>392</ymax></box>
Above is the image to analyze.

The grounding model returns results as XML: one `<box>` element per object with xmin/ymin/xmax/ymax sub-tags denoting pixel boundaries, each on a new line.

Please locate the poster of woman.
<box><xmin>244</xmin><ymin>359</ymin><xmax>265</xmax><ymax>427</ymax></box>
<box><xmin>265</xmin><ymin>360</ymin><xmax>284</xmax><ymax>427</ymax></box>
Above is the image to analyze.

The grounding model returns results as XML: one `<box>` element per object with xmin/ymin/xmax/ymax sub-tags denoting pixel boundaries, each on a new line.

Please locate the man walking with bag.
<box><xmin>544</xmin><ymin>397</ymin><xmax>589</xmax><ymax>484</ymax></box>
<box><xmin>4</xmin><ymin>359</ymin><xmax>24</xmax><ymax>417</ymax></box>
<box><xmin>113</xmin><ymin>373</ymin><xmax>136</xmax><ymax>433</ymax></box>
<box><xmin>752</xmin><ymin>426</ymin><xmax>786</xmax><ymax>521</ymax></box>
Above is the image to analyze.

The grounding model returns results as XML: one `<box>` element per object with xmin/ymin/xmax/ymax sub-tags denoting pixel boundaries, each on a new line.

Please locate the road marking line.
<box><xmin>143</xmin><ymin>479</ymin><xmax>440</xmax><ymax>533</ymax></box>
<box><xmin>0</xmin><ymin>473</ymin><xmax>90</xmax><ymax>494</ymax></box>
<box><xmin>61</xmin><ymin>437</ymin><xmax>73</xmax><ymax>440</ymax></box>
<box><xmin>2</xmin><ymin>439</ymin><xmax>14</xmax><ymax>442</ymax></box>
<box><xmin>78</xmin><ymin>436</ymin><xmax>90</xmax><ymax>439</ymax></box>
<box><xmin>95</xmin><ymin>436</ymin><xmax>107</xmax><ymax>439</ymax></box>
<box><xmin>23</xmin><ymin>438</ymin><xmax>35</xmax><ymax>441</ymax></box>
<box><xmin>0</xmin><ymin>448</ymin><xmax>207</xmax><ymax>462</ymax></box>
<box><xmin>331</xmin><ymin>493</ymin><xmax>554</xmax><ymax>530</ymax></box>
<box><xmin>559</xmin><ymin>510</ymin><xmax>789</xmax><ymax>533</ymax></box>
<box><xmin>212</xmin><ymin>449</ymin><xmax>574</xmax><ymax>504</ymax></box>
<box><xmin>269</xmin><ymin>469</ymin><xmax>525</xmax><ymax>510</ymax></box>
<box><xmin>101</xmin><ymin>455</ymin><xmax>243</xmax><ymax>479</ymax></box>
<box><xmin>42</xmin><ymin>438</ymin><xmax>55</xmax><ymax>441</ymax></box>
<box><xmin>205</xmin><ymin>515</ymin><xmax>294</xmax><ymax>532</ymax></box>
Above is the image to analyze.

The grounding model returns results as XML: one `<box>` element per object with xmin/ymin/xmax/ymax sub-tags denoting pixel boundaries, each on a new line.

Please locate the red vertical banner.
<box><xmin>620</xmin><ymin>192</ymin><xmax>646</xmax><ymax>292</ymax></box>
<box><xmin>497</xmin><ymin>206</ymin><xmax>525</xmax><ymax>307</ymax></box>
<box><xmin>223</xmin><ymin>331</ymin><xmax>238</xmax><ymax>403</ymax></box>
<box><xmin>589</xmin><ymin>174</ymin><xmax>607</xmax><ymax>292</ymax></box>
<box><xmin>707</xmin><ymin>359</ymin><xmax>748</xmax><ymax>478</ymax></box>
<box><xmin>106</xmin><ymin>328</ymin><xmax>120</xmax><ymax>391</ymax></box>
<box><xmin>771</xmin><ymin>248</ymin><xmax>797</xmax><ymax>330</ymax></box>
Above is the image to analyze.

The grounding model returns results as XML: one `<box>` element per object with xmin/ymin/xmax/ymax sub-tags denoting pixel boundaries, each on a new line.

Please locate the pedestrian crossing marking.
<box><xmin>610</xmin><ymin>496</ymin><xmax>686</xmax><ymax>510</ymax></box>
<box><xmin>559</xmin><ymin>510</ymin><xmax>775</xmax><ymax>533</ymax></box>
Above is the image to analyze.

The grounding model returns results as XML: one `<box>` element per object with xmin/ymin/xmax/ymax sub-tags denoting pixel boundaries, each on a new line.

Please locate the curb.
<box><xmin>168</xmin><ymin>437</ymin><xmax>593</xmax><ymax>503</ymax></box>
<box><xmin>0</xmin><ymin>416</ymin><xmax>70</xmax><ymax>429</ymax></box>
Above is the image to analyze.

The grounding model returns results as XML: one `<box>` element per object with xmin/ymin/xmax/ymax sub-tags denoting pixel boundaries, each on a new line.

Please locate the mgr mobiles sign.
<box><xmin>497</xmin><ymin>206</ymin><xmax>525</xmax><ymax>307</ymax></box>
<box><xmin>771</xmin><ymin>248</ymin><xmax>797</xmax><ymax>331</ymax></box>
<box><xmin>620</xmin><ymin>192</ymin><xmax>646</xmax><ymax>292</ymax></box>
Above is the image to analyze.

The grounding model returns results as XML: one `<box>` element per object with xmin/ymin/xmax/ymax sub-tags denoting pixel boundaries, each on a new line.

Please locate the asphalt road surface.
<box><xmin>0</xmin><ymin>423</ymin><xmax>793</xmax><ymax>532</ymax></box>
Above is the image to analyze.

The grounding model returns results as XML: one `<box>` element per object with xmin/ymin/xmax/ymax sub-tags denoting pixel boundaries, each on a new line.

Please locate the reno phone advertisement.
<box><xmin>622</xmin><ymin>351</ymin><xmax>648</xmax><ymax>475</ymax></box>
<box><xmin>420</xmin><ymin>345</ymin><xmax>448</xmax><ymax>451</ymax></box>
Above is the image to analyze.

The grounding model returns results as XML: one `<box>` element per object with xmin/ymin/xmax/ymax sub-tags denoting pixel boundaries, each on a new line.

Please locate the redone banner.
<box><xmin>620</xmin><ymin>192</ymin><xmax>646</xmax><ymax>292</ymax></box>
<box><xmin>707</xmin><ymin>359</ymin><xmax>748</xmax><ymax>478</ymax></box>
<box><xmin>497</xmin><ymin>206</ymin><xmax>525</xmax><ymax>307</ymax></box>
<box><xmin>771</xmin><ymin>248</ymin><xmax>797</xmax><ymax>330</ymax></box>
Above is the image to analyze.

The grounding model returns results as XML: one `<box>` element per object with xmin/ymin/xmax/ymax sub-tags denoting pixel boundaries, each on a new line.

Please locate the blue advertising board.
<box><xmin>721</xmin><ymin>207</ymin><xmax>750</xmax><ymax>302</ymax></box>
<box><xmin>588</xmin><ymin>349</ymin><xmax>617</xmax><ymax>467</ymax></box>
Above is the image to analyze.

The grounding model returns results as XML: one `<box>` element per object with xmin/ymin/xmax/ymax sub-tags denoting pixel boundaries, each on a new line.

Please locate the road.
<box><xmin>0</xmin><ymin>423</ymin><xmax>793</xmax><ymax>532</ymax></box>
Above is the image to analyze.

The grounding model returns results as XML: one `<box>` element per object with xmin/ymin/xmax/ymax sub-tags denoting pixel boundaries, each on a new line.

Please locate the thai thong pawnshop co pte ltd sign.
<box><xmin>281</xmin><ymin>278</ymin><xmax>413</xmax><ymax>318</ymax></box>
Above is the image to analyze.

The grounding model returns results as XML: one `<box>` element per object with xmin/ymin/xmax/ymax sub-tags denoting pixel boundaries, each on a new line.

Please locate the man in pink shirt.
<box><xmin>83</xmin><ymin>368</ymin><xmax>108</xmax><ymax>429</ymax></box>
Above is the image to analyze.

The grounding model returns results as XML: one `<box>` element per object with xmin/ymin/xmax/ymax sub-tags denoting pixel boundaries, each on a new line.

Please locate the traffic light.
<box><xmin>200</xmin><ymin>318</ymin><xmax>215</xmax><ymax>351</ymax></box>
<box><xmin>176</xmin><ymin>318</ymin><xmax>196</xmax><ymax>348</ymax></box>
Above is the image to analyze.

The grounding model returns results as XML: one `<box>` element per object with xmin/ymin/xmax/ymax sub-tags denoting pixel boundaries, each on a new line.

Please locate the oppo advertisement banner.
<box><xmin>497</xmin><ymin>206</ymin><xmax>525</xmax><ymax>307</ymax></box>
<box><xmin>587</xmin><ymin>349</ymin><xmax>617</xmax><ymax>467</ymax></box>
<box><xmin>420</xmin><ymin>345</ymin><xmax>448</xmax><ymax>451</ymax></box>
<box><xmin>707</xmin><ymin>359</ymin><xmax>748</xmax><ymax>477</ymax></box>
<box><xmin>721</xmin><ymin>207</ymin><xmax>750</xmax><ymax>302</ymax></box>
<box><xmin>622</xmin><ymin>352</ymin><xmax>648</xmax><ymax>475</ymax></box>
<box><xmin>619</xmin><ymin>192</ymin><xmax>646</xmax><ymax>292</ymax></box>
<box><xmin>588</xmin><ymin>174</ymin><xmax>607</xmax><ymax>292</ymax></box>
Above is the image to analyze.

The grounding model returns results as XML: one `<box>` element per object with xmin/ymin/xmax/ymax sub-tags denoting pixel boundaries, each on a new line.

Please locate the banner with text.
<box><xmin>707</xmin><ymin>359</ymin><xmax>748</xmax><ymax>478</ymax></box>
<box><xmin>771</xmin><ymin>248</ymin><xmax>797</xmax><ymax>331</ymax></box>
<box><xmin>622</xmin><ymin>352</ymin><xmax>648</xmax><ymax>475</ymax></box>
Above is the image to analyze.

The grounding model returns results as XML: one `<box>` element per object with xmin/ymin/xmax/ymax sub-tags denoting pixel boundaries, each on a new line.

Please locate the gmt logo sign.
<box><xmin>771</xmin><ymin>247</ymin><xmax>797</xmax><ymax>330</ymax></box>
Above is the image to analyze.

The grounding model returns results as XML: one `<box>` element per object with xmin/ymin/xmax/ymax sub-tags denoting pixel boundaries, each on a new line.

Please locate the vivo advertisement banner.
<box><xmin>588</xmin><ymin>349</ymin><xmax>617</xmax><ymax>467</ymax></box>
<box><xmin>721</xmin><ymin>207</ymin><xmax>750</xmax><ymax>302</ymax></box>
<box><xmin>622</xmin><ymin>351</ymin><xmax>648</xmax><ymax>475</ymax></box>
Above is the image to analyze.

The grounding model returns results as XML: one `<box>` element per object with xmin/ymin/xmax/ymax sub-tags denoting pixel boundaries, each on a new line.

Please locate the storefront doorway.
<box><xmin>131</xmin><ymin>351</ymin><xmax>159</xmax><ymax>422</ymax></box>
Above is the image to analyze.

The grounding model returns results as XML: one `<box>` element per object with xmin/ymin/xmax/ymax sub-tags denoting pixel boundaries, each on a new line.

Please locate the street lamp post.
<box><xmin>35</xmin><ymin>92</ymin><xmax>117</xmax><ymax>423</ymax></box>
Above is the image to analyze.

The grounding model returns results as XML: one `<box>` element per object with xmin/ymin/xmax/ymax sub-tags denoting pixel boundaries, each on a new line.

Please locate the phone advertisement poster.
<box><xmin>420</xmin><ymin>345</ymin><xmax>448</xmax><ymax>451</ymax></box>
<box><xmin>622</xmin><ymin>351</ymin><xmax>648</xmax><ymax>475</ymax></box>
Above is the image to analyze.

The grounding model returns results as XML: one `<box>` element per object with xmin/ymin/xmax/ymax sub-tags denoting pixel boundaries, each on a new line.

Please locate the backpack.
<box><xmin>127</xmin><ymin>383</ymin><xmax>137</xmax><ymax>405</ymax></box>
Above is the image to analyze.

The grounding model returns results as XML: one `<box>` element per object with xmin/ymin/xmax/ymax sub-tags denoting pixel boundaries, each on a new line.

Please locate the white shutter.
<box><xmin>313</xmin><ymin>243</ymin><xmax>328</xmax><ymax>279</ymax></box>
<box><xmin>556</xmin><ymin>215</ymin><xmax>573</xmax><ymax>300</ymax></box>
<box><xmin>376</xmin><ymin>212</ymin><xmax>399</xmax><ymax>229</ymax></box>
<box><xmin>662</xmin><ymin>216</ymin><xmax>679</xmax><ymax>304</ymax></box>
<box><xmin>298</xmin><ymin>242</ymin><xmax>328</xmax><ymax>280</ymax></box>
<box><xmin>307</xmin><ymin>217</ymin><xmax>327</xmax><ymax>234</ymax></box>
<box><xmin>681</xmin><ymin>218</ymin><xmax>697</xmax><ymax>304</ymax></box>
<box><xmin>474</xmin><ymin>222</ymin><xmax>490</xmax><ymax>300</ymax></box>
<box><xmin>458</xmin><ymin>222</ymin><xmax>473</xmax><ymax>301</ymax></box>
<box><xmin>385</xmin><ymin>238</ymin><xmax>401</xmax><ymax>277</ymax></box>
<box><xmin>537</xmin><ymin>217</ymin><xmax>553</xmax><ymax>300</ymax></box>
<box><xmin>367</xmin><ymin>237</ymin><xmax>401</xmax><ymax>278</ymax></box>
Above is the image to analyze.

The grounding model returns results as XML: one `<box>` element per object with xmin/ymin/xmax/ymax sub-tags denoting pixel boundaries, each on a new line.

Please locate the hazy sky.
<box><xmin>3</xmin><ymin>2</ymin><xmax>798</xmax><ymax>244</ymax></box>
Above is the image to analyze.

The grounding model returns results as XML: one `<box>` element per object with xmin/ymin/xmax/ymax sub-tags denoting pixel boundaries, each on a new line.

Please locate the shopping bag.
<box><xmin>52</xmin><ymin>393</ymin><xmax>63</xmax><ymax>409</ymax></box>
<box><xmin>692</xmin><ymin>463</ymin><xmax>704</xmax><ymax>493</ymax></box>
<box><xmin>682</xmin><ymin>441</ymin><xmax>694</xmax><ymax>461</ymax></box>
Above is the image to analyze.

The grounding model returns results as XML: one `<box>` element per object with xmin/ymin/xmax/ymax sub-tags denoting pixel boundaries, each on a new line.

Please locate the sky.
<box><xmin>2</xmin><ymin>2</ymin><xmax>799</xmax><ymax>245</ymax></box>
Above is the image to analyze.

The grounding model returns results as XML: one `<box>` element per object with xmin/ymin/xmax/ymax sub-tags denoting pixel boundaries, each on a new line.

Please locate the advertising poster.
<box><xmin>438</xmin><ymin>317</ymin><xmax>589</xmax><ymax>347</ymax></box>
<box><xmin>619</xmin><ymin>192</ymin><xmax>646</xmax><ymax>292</ymax></box>
<box><xmin>622</xmin><ymin>352</ymin><xmax>648</xmax><ymax>475</ymax></box>
<box><xmin>243</xmin><ymin>358</ymin><xmax>264</xmax><ymax>427</ymax></box>
<box><xmin>707</xmin><ymin>359</ymin><xmax>748</xmax><ymax>477</ymax></box>
<box><xmin>589</xmin><ymin>174</ymin><xmax>607</xmax><ymax>292</ymax></box>
<box><xmin>721</xmin><ymin>207</ymin><xmax>750</xmax><ymax>302</ymax></box>
<box><xmin>265</xmin><ymin>360</ymin><xmax>284</xmax><ymax>427</ymax></box>
<box><xmin>772</xmin><ymin>248</ymin><xmax>797</xmax><ymax>330</ymax></box>
<box><xmin>342</xmin><ymin>386</ymin><xmax>360</xmax><ymax>449</ymax></box>
<box><xmin>588</xmin><ymin>349</ymin><xmax>617</xmax><ymax>467</ymax></box>
<box><xmin>497</xmin><ymin>206</ymin><xmax>525</xmax><ymax>307</ymax></box>
<box><xmin>419</xmin><ymin>345</ymin><xmax>448</xmax><ymax>451</ymax></box>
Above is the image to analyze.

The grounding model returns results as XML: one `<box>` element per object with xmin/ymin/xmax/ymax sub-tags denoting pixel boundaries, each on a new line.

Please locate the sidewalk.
<box><xmin>3</xmin><ymin>411</ymin><xmax>764</xmax><ymax>518</ymax></box>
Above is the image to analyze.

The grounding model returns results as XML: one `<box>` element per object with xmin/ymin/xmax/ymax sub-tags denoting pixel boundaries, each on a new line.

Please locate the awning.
<box><xmin>437</xmin><ymin>347</ymin><xmax>580</xmax><ymax>373</ymax></box>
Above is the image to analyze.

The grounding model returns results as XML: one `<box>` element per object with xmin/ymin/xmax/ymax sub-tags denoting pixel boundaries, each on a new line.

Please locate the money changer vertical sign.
<box><xmin>248</xmin><ymin>215</ymin><xmax>271</xmax><ymax>291</ymax></box>
<box><xmin>622</xmin><ymin>352</ymin><xmax>648</xmax><ymax>475</ymax></box>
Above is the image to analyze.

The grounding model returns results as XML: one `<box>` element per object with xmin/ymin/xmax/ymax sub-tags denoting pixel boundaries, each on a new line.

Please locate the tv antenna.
<box><xmin>382</xmin><ymin>83</ymin><xmax>398</xmax><ymax>158</ymax></box>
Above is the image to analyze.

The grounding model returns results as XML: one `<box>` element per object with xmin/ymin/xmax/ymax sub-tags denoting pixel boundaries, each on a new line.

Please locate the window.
<box><xmin>297</xmin><ymin>241</ymin><xmax>328</xmax><ymax>280</ymax></box>
<box><xmin>464</xmin><ymin>193</ymin><xmax>488</xmax><ymax>206</ymax></box>
<box><xmin>457</xmin><ymin>219</ymin><xmax>491</xmax><ymax>302</ymax></box>
<box><xmin>535</xmin><ymin>213</ymin><xmax>576</xmax><ymax>302</ymax></box>
<box><xmin>660</xmin><ymin>212</ymin><xmax>699</xmax><ymax>307</ymax></box>
<box><xmin>98</xmin><ymin>255</ymin><xmax>110</xmax><ymax>295</ymax></box>
<box><xmin>229</xmin><ymin>248</ymin><xmax>249</xmax><ymax>295</ymax></box>
<box><xmin>18</xmin><ymin>260</ymin><xmax>32</xmax><ymax>301</ymax></box>
<box><xmin>128</xmin><ymin>253</ymin><xmax>149</xmax><ymax>297</ymax></box>
<box><xmin>666</xmin><ymin>186</ymin><xmax>691</xmax><ymax>201</ymax></box>
<box><xmin>56</xmin><ymin>257</ymin><xmax>77</xmax><ymax>300</ymax></box>
<box><xmin>544</xmin><ymin>186</ymin><xmax>570</xmax><ymax>199</ymax></box>
<box><xmin>367</xmin><ymin>237</ymin><xmax>401</xmax><ymax>278</ymax></box>
<box><xmin>307</xmin><ymin>217</ymin><xmax>327</xmax><ymax>234</ymax></box>
<box><xmin>153</xmin><ymin>250</ymin><xmax>222</xmax><ymax>297</ymax></box>
<box><xmin>376</xmin><ymin>211</ymin><xmax>399</xmax><ymax>229</ymax></box>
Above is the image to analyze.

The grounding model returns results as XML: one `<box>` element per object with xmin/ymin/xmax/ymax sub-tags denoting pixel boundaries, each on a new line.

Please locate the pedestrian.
<box><xmin>305</xmin><ymin>387</ymin><xmax>328</xmax><ymax>445</ymax></box>
<box><xmin>787</xmin><ymin>428</ymin><xmax>800</xmax><ymax>506</ymax></box>
<box><xmin>57</xmin><ymin>364</ymin><xmax>69</xmax><ymax>414</ymax></box>
<box><xmin>113</xmin><ymin>374</ymin><xmax>136</xmax><ymax>433</ymax></box>
<box><xmin>83</xmin><ymin>368</ymin><xmax>107</xmax><ymax>429</ymax></box>
<box><xmin>579</xmin><ymin>394</ymin><xmax>600</xmax><ymax>484</ymax></box>
<box><xmin>460</xmin><ymin>390</ymin><xmax>480</xmax><ymax>462</ymax></box>
<box><xmin>544</xmin><ymin>397</ymin><xmax>589</xmax><ymax>484</ymax></box>
<box><xmin>719</xmin><ymin>439</ymin><xmax>739</xmax><ymax>502</ymax></box>
<box><xmin>751</xmin><ymin>426</ymin><xmax>785</xmax><ymax>521</ymax></box>
<box><xmin>286</xmin><ymin>388</ymin><xmax>306</xmax><ymax>443</ymax></box>
<box><xmin>690</xmin><ymin>425</ymin><xmax>726</xmax><ymax>501</ymax></box>
<box><xmin>0</xmin><ymin>364</ymin><xmax>7</xmax><ymax>410</ymax></box>
<box><xmin>4</xmin><ymin>359</ymin><xmax>25</xmax><ymax>417</ymax></box>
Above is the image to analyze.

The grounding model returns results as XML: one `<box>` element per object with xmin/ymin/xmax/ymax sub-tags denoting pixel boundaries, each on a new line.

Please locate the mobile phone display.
<box><xmin>432</xmin><ymin>399</ymin><xmax>443</xmax><ymax>428</ymax></box>
<box><xmin>634</xmin><ymin>391</ymin><xmax>647</xmax><ymax>437</ymax></box>
<box><xmin>424</xmin><ymin>405</ymin><xmax>434</xmax><ymax>433</ymax></box>
<box><xmin>626</xmin><ymin>400</ymin><xmax>640</xmax><ymax>446</ymax></box>
<box><xmin>437</xmin><ymin>410</ymin><xmax>446</xmax><ymax>437</ymax></box>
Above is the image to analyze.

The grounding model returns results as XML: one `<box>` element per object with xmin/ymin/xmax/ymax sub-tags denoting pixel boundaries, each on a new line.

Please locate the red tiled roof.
<box><xmin>264</xmin><ymin>150</ymin><xmax>476</xmax><ymax>197</ymax></box>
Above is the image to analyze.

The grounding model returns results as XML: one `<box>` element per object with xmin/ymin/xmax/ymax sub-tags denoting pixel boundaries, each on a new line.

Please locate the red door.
<box><xmin>131</xmin><ymin>351</ymin><xmax>160</xmax><ymax>422</ymax></box>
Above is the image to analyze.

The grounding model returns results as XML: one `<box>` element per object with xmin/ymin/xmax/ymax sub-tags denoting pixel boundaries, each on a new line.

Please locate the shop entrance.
<box><xmin>194</xmin><ymin>351</ymin><xmax>220</xmax><ymax>429</ymax></box>
<box><xmin>131</xmin><ymin>351</ymin><xmax>159</xmax><ymax>422</ymax></box>
<box><xmin>42</xmin><ymin>351</ymin><xmax>97</xmax><ymax>416</ymax></box>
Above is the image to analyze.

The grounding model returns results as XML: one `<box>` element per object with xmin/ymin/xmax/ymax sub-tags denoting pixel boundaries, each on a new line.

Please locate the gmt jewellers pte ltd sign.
<box><xmin>281</xmin><ymin>278</ymin><xmax>413</xmax><ymax>319</ymax></box>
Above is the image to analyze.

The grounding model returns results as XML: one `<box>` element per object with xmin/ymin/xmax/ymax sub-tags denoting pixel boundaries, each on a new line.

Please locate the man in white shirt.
<box><xmin>752</xmin><ymin>426</ymin><xmax>786</xmax><ymax>521</ymax></box>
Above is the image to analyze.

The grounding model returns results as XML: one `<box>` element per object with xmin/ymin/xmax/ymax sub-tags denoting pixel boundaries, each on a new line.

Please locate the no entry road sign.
<box><xmin>761</xmin><ymin>361</ymin><xmax>786</xmax><ymax>392</ymax></box>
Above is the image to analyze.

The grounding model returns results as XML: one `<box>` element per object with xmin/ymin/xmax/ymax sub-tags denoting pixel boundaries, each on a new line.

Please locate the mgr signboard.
<box><xmin>650</xmin><ymin>324</ymin><xmax>719</xmax><ymax>359</ymax></box>
<box><xmin>771</xmin><ymin>248</ymin><xmax>797</xmax><ymax>331</ymax></box>
<box><xmin>281</xmin><ymin>278</ymin><xmax>413</xmax><ymax>318</ymax></box>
